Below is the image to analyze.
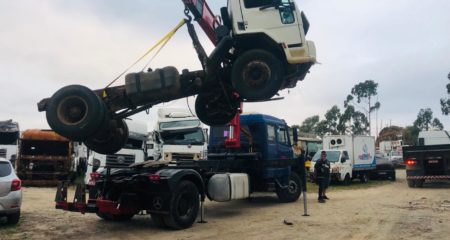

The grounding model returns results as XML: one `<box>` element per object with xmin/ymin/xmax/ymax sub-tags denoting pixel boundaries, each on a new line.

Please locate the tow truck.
<box><xmin>37</xmin><ymin>0</ymin><xmax>316</xmax><ymax>154</ymax></box>
<box><xmin>38</xmin><ymin>0</ymin><xmax>315</xmax><ymax>230</ymax></box>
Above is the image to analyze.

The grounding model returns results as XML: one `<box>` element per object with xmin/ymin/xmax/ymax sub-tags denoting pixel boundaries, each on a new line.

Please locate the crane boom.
<box><xmin>182</xmin><ymin>0</ymin><xmax>219</xmax><ymax>45</ymax></box>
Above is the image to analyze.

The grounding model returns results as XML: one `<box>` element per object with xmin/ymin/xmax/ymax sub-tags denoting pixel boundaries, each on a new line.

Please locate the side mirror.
<box><xmin>291</xmin><ymin>127</ymin><xmax>298</xmax><ymax>147</ymax></box>
<box><xmin>341</xmin><ymin>157</ymin><xmax>347</xmax><ymax>163</ymax></box>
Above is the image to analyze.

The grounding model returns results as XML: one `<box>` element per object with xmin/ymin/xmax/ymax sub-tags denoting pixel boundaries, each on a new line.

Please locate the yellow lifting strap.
<box><xmin>103</xmin><ymin>19</ymin><xmax>187</xmax><ymax>98</ymax></box>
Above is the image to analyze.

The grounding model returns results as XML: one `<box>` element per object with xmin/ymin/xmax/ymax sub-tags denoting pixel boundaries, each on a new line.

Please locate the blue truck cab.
<box><xmin>209</xmin><ymin>113</ymin><xmax>301</xmax><ymax>194</ymax></box>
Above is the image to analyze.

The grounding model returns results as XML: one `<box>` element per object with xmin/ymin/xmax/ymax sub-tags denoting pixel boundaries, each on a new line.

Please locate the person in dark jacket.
<box><xmin>314</xmin><ymin>150</ymin><xmax>331</xmax><ymax>203</ymax></box>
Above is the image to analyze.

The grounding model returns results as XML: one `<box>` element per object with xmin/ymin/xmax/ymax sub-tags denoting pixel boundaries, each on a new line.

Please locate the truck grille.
<box><xmin>105</xmin><ymin>154</ymin><xmax>135</xmax><ymax>168</ymax></box>
<box><xmin>0</xmin><ymin>149</ymin><xmax>6</xmax><ymax>158</ymax></box>
<box><xmin>172</xmin><ymin>153</ymin><xmax>195</xmax><ymax>160</ymax></box>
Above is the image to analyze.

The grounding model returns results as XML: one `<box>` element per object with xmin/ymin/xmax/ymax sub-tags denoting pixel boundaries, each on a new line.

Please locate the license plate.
<box><xmin>428</xmin><ymin>160</ymin><xmax>439</xmax><ymax>164</ymax></box>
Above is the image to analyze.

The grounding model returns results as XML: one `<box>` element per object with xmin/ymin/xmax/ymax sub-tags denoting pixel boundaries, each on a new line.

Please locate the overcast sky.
<box><xmin>1</xmin><ymin>0</ymin><xmax>449</xmax><ymax>135</ymax></box>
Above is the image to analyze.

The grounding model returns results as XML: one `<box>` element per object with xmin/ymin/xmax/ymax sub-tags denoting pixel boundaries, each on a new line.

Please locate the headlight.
<box><xmin>164</xmin><ymin>153</ymin><xmax>172</xmax><ymax>161</ymax></box>
<box><xmin>193</xmin><ymin>153</ymin><xmax>204</xmax><ymax>160</ymax></box>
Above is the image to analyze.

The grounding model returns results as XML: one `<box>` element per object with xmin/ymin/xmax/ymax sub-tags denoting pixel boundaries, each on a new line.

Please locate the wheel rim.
<box><xmin>57</xmin><ymin>96</ymin><xmax>88</xmax><ymax>126</ymax></box>
<box><xmin>287</xmin><ymin>179</ymin><xmax>298</xmax><ymax>194</ymax></box>
<box><xmin>177</xmin><ymin>192</ymin><xmax>194</xmax><ymax>217</ymax></box>
<box><xmin>242</xmin><ymin>61</ymin><xmax>271</xmax><ymax>88</ymax></box>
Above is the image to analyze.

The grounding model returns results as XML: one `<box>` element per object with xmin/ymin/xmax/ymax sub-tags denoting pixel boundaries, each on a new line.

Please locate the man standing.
<box><xmin>314</xmin><ymin>151</ymin><xmax>330</xmax><ymax>203</ymax></box>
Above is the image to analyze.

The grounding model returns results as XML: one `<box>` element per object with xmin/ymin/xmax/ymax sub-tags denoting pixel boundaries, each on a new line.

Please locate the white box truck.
<box><xmin>155</xmin><ymin>108</ymin><xmax>208</xmax><ymax>161</ymax></box>
<box><xmin>310</xmin><ymin>135</ymin><xmax>376</xmax><ymax>185</ymax></box>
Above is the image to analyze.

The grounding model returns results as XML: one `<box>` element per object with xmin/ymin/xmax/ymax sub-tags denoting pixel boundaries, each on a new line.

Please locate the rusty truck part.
<box><xmin>16</xmin><ymin>130</ymin><xmax>73</xmax><ymax>186</ymax></box>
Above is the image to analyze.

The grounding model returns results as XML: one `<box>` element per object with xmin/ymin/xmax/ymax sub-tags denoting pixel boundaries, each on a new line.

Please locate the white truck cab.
<box><xmin>229</xmin><ymin>0</ymin><xmax>316</xmax><ymax>65</ymax></box>
<box><xmin>311</xmin><ymin>135</ymin><xmax>376</xmax><ymax>184</ymax></box>
<box><xmin>156</xmin><ymin>108</ymin><xmax>208</xmax><ymax>161</ymax></box>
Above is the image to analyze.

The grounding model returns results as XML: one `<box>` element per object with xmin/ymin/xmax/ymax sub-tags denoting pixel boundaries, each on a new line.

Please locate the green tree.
<box><xmin>402</xmin><ymin>125</ymin><xmax>420</xmax><ymax>145</ymax></box>
<box><xmin>376</xmin><ymin>126</ymin><xmax>404</xmax><ymax>146</ymax></box>
<box><xmin>299</xmin><ymin>115</ymin><xmax>320</xmax><ymax>133</ymax></box>
<box><xmin>344</xmin><ymin>80</ymin><xmax>380</xmax><ymax>135</ymax></box>
<box><xmin>339</xmin><ymin>105</ymin><xmax>369</xmax><ymax>135</ymax></box>
<box><xmin>440</xmin><ymin>72</ymin><xmax>450</xmax><ymax>115</ymax></box>
<box><xmin>413</xmin><ymin>108</ymin><xmax>443</xmax><ymax>131</ymax></box>
<box><xmin>315</xmin><ymin>106</ymin><xmax>341</xmax><ymax>136</ymax></box>
<box><xmin>432</xmin><ymin>118</ymin><xmax>444</xmax><ymax>130</ymax></box>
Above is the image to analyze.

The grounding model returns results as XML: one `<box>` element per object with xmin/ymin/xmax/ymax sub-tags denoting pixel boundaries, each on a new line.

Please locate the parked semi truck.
<box><xmin>55</xmin><ymin>113</ymin><xmax>305</xmax><ymax>229</ymax></box>
<box><xmin>16</xmin><ymin>130</ymin><xmax>73</xmax><ymax>186</ymax></box>
<box><xmin>155</xmin><ymin>108</ymin><xmax>208</xmax><ymax>161</ymax></box>
<box><xmin>0</xmin><ymin>120</ymin><xmax>19</xmax><ymax>167</ymax></box>
<box><xmin>311</xmin><ymin>135</ymin><xmax>376</xmax><ymax>184</ymax></box>
<box><xmin>403</xmin><ymin>130</ymin><xmax>450</xmax><ymax>188</ymax></box>
<box><xmin>37</xmin><ymin>0</ymin><xmax>316</xmax><ymax>155</ymax></box>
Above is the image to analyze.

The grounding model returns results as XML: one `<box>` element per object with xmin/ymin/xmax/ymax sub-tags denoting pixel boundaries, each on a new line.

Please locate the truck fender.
<box><xmin>158</xmin><ymin>169</ymin><xmax>206</xmax><ymax>199</ymax></box>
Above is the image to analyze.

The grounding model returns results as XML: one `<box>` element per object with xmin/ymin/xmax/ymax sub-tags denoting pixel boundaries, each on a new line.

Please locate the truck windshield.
<box><xmin>123</xmin><ymin>138</ymin><xmax>144</xmax><ymax>150</ymax></box>
<box><xmin>159</xmin><ymin>120</ymin><xmax>201</xmax><ymax>130</ymax></box>
<box><xmin>0</xmin><ymin>132</ymin><xmax>19</xmax><ymax>145</ymax></box>
<box><xmin>20</xmin><ymin>140</ymin><xmax>69</xmax><ymax>156</ymax></box>
<box><xmin>312</xmin><ymin>150</ymin><xmax>341</xmax><ymax>162</ymax></box>
<box><xmin>160</xmin><ymin>128</ymin><xmax>205</xmax><ymax>145</ymax></box>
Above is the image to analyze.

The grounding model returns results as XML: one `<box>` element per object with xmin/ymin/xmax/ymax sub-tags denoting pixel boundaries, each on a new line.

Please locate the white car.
<box><xmin>0</xmin><ymin>158</ymin><xmax>22</xmax><ymax>224</ymax></box>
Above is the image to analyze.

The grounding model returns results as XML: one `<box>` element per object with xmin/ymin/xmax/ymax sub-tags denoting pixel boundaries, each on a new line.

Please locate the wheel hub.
<box><xmin>57</xmin><ymin>96</ymin><xmax>88</xmax><ymax>125</ymax></box>
<box><xmin>242</xmin><ymin>61</ymin><xmax>271</xmax><ymax>87</ymax></box>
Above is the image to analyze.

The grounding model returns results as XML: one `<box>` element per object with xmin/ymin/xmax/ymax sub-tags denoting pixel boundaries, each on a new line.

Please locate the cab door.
<box><xmin>237</xmin><ymin>0</ymin><xmax>302</xmax><ymax>48</ymax></box>
<box><xmin>276</xmin><ymin>126</ymin><xmax>292</xmax><ymax>160</ymax></box>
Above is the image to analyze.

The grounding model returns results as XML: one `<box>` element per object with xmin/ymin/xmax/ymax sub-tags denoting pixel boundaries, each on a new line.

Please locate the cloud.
<box><xmin>0</xmin><ymin>0</ymin><xmax>449</xmax><ymax>134</ymax></box>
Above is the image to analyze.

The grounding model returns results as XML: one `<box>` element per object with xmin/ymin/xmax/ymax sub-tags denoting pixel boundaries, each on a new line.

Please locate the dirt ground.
<box><xmin>1</xmin><ymin>170</ymin><xmax>449</xmax><ymax>240</ymax></box>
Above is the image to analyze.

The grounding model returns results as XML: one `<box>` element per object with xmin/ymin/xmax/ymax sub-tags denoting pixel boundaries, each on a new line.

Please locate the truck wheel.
<box><xmin>390</xmin><ymin>171</ymin><xmax>396</xmax><ymax>181</ymax></box>
<box><xmin>276</xmin><ymin>172</ymin><xmax>302</xmax><ymax>203</ymax></box>
<box><xmin>231</xmin><ymin>49</ymin><xmax>283</xmax><ymax>101</ymax></box>
<box><xmin>359</xmin><ymin>173</ymin><xmax>369</xmax><ymax>183</ymax></box>
<box><xmin>7</xmin><ymin>211</ymin><xmax>20</xmax><ymax>225</ymax></box>
<box><xmin>195</xmin><ymin>91</ymin><xmax>239</xmax><ymax>126</ymax></box>
<box><xmin>407</xmin><ymin>179</ymin><xmax>416</xmax><ymax>188</ymax></box>
<box><xmin>84</xmin><ymin>119</ymin><xmax>129</xmax><ymax>154</ymax></box>
<box><xmin>151</xmin><ymin>214</ymin><xmax>167</xmax><ymax>228</ymax></box>
<box><xmin>96</xmin><ymin>212</ymin><xmax>134</xmax><ymax>221</ymax></box>
<box><xmin>343</xmin><ymin>174</ymin><xmax>351</xmax><ymax>185</ymax></box>
<box><xmin>415</xmin><ymin>179</ymin><xmax>424</xmax><ymax>188</ymax></box>
<box><xmin>46</xmin><ymin>85</ymin><xmax>106</xmax><ymax>141</ymax></box>
<box><xmin>163</xmin><ymin>181</ymin><xmax>200</xmax><ymax>230</ymax></box>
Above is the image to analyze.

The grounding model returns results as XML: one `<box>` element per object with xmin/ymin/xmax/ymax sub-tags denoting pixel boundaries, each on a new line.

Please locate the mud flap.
<box><xmin>55</xmin><ymin>181</ymin><xmax>68</xmax><ymax>203</ymax></box>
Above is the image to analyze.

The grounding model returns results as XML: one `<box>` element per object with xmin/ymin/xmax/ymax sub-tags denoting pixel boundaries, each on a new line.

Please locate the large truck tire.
<box><xmin>415</xmin><ymin>179</ymin><xmax>424</xmax><ymax>188</ymax></box>
<box><xmin>163</xmin><ymin>180</ymin><xmax>200</xmax><ymax>230</ymax></box>
<box><xmin>231</xmin><ymin>49</ymin><xmax>283</xmax><ymax>102</ymax></box>
<box><xmin>46</xmin><ymin>85</ymin><xmax>106</xmax><ymax>141</ymax></box>
<box><xmin>276</xmin><ymin>172</ymin><xmax>302</xmax><ymax>203</ymax></box>
<box><xmin>407</xmin><ymin>179</ymin><xmax>416</xmax><ymax>188</ymax></box>
<box><xmin>195</xmin><ymin>91</ymin><xmax>239</xmax><ymax>126</ymax></box>
<box><xmin>390</xmin><ymin>171</ymin><xmax>396</xmax><ymax>181</ymax></box>
<box><xmin>84</xmin><ymin>119</ymin><xmax>129</xmax><ymax>154</ymax></box>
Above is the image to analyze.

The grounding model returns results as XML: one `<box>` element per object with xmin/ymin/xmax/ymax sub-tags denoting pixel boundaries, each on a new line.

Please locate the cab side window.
<box><xmin>279</xmin><ymin>0</ymin><xmax>295</xmax><ymax>24</ymax></box>
<box><xmin>277</xmin><ymin>127</ymin><xmax>289</xmax><ymax>146</ymax></box>
<box><xmin>267</xmin><ymin>125</ymin><xmax>276</xmax><ymax>142</ymax></box>
<box><xmin>244</xmin><ymin>0</ymin><xmax>274</xmax><ymax>8</ymax></box>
